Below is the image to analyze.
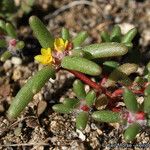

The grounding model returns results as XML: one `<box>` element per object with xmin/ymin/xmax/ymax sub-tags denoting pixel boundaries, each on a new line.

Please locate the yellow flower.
<box><xmin>54</xmin><ymin>38</ymin><xmax>68</xmax><ymax>52</ymax></box>
<box><xmin>34</xmin><ymin>48</ymin><xmax>53</xmax><ymax>65</ymax></box>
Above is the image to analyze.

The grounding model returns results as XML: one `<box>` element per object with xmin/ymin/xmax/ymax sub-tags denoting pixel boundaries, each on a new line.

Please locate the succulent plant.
<box><xmin>0</xmin><ymin>0</ymin><xmax>36</xmax><ymax>21</ymax></box>
<box><xmin>53</xmin><ymin>79</ymin><xmax>96</xmax><ymax>130</ymax></box>
<box><xmin>6</xmin><ymin>16</ymin><xmax>150</xmax><ymax>142</ymax></box>
<box><xmin>0</xmin><ymin>19</ymin><xmax>24</xmax><ymax>62</ymax></box>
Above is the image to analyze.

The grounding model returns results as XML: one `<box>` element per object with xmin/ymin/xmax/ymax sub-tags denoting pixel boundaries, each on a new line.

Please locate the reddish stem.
<box><xmin>69</xmin><ymin>70</ymin><xmax>114</xmax><ymax>100</ymax></box>
<box><xmin>112</xmin><ymin>88</ymin><xmax>144</xmax><ymax>98</ymax></box>
<box><xmin>112</xmin><ymin>107</ymin><xmax>121</xmax><ymax>112</ymax></box>
<box><xmin>69</xmin><ymin>70</ymin><xmax>100</xmax><ymax>90</ymax></box>
<box><xmin>111</xmin><ymin>89</ymin><xmax>123</xmax><ymax>98</ymax></box>
<box><xmin>67</xmin><ymin>69</ymin><xmax>148</xmax><ymax>110</ymax></box>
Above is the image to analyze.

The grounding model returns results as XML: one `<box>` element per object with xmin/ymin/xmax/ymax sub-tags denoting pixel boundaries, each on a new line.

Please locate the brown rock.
<box><xmin>37</xmin><ymin>100</ymin><xmax>47</xmax><ymax>116</ymax></box>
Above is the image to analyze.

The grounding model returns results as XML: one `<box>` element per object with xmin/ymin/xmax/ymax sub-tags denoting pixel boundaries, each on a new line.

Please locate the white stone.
<box><xmin>49</xmin><ymin>78</ymin><xmax>55</xmax><ymax>83</ymax></box>
<box><xmin>119</xmin><ymin>23</ymin><xmax>135</xmax><ymax>34</ymax></box>
<box><xmin>3</xmin><ymin>60</ymin><xmax>12</xmax><ymax>71</ymax></box>
<box><xmin>11</xmin><ymin>57</ymin><xmax>22</xmax><ymax>65</ymax></box>
<box><xmin>76</xmin><ymin>129</ymin><xmax>86</xmax><ymax>141</ymax></box>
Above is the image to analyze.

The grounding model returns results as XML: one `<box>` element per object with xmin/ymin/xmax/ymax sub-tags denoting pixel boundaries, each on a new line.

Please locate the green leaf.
<box><xmin>0</xmin><ymin>20</ymin><xmax>6</xmax><ymax>30</ymax></box>
<box><xmin>52</xmin><ymin>104</ymin><xmax>73</xmax><ymax>114</ymax></box>
<box><xmin>61</xmin><ymin>56</ymin><xmax>102</xmax><ymax>76</ymax></box>
<box><xmin>72</xmin><ymin>31</ymin><xmax>88</xmax><ymax>48</ymax></box>
<box><xmin>0</xmin><ymin>51</ymin><xmax>12</xmax><ymax>62</ymax></box>
<box><xmin>71</xmin><ymin>49</ymin><xmax>93</xmax><ymax>59</ymax></box>
<box><xmin>123</xmin><ymin>88</ymin><xmax>138</xmax><ymax>112</ymax></box>
<box><xmin>0</xmin><ymin>39</ymin><xmax>7</xmax><ymax>47</ymax></box>
<box><xmin>73</xmin><ymin>79</ymin><xmax>86</xmax><ymax>99</ymax></box>
<box><xmin>29</xmin><ymin>16</ymin><xmax>54</xmax><ymax>48</ymax></box>
<box><xmin>148</xmin><ymin>74</ymin><xmax>150</xmax><ymax>82</ymax></box>
<box><xmin>76</xmin><ymin>111</ymin><xmax>88</xmax><ymax>130</ymax></box>
<box><xmin>85</xmin><ymin>90</ymin><xmax>96</xmax><ymax>106</ymax></box>
<box><xmin>82</xmin><ymin>42</ymin><xmax>128</xmax><ymax>58</ymax></box>
<box><xmin>105</xmin><ymin>63</ymin><xmax>138</xmax><ymax>87</ymax></box>
<box><xmin>144</xmin><ymin>62</ymin><xmax>150</xmax><ymax>75</ymax></box>
<box><xmin>6</xmin><ymin>23</ymin><xmax>17</xmax><ymax>38</ymax></box>
<box><xmin>103</xmin><ymin>61</ymin><xmax>119</xmax><ymax>73</ymax></box>
<box><xmin>147</xmin><ymin>119</ymin><xmax>150</xmax><ymax>127</ymax></box>
<box><xmin>146</xmin><ymin>62</ymin><xmax>150</xmax><ymax>72</ymax></box>
<box><xmin>63</xmin><ymin>98</ymin><xmax>79</xmax><ymax>108</ymax></box>
<box><xmin>7</xmin><ymin>66</ymin><xmax>55</xmax><ymax>119</ymax></box>
<box><xmin>110</xmin><ymin>25</ymin><xmax>121</xmax><ymax>42</ymax></box>
<box><xmin>124</xmin><ymin>123</ymin><xmax>140</xmax><ymax>142</ymax></box>
<box><xmin>1</xmin><ymin>0</ymin><xmax>15</xmax><ymax>12</ymax></box>
<box><xmin>21</xmin><ymin>2</ymin><xmax>32</xmax><ymax>13</ymax></box>
<box><xmin>144</xmin><ymin>85</ymin><xmax>150</xmax><ymax>96</ymax></box>
<box><xmin>100</xmin><ymin>31</ymin><xmax>110</xmax><ymax>42</ymax></box>
<box><xmin>61</xmin><ymin>27</ymin><xmax>69</xmax><ymax>40</ymax></box>
<box><xmin>121</xmin><ymin>28</ymin><xmax>137</xmax><ymax>44</ymax></box>
<box><xmin>16</xmin><ymin>41</ymin><xmax>25</xmax><ymax>50</ymax></box>
<box><xmin>95</xmin><ymin>95</ymin><xmax>108</xmax><ymax>108</ymax></box>
<box><xmin>134</xmin><ymin>76</ymin><xmax>146</xmax><ymax>85</ymax></box>
<box><xmin>119</xmin><ymin>63</ymin><xmax>138</xmax><ymax>76</ymax></box>
<box><xmin>124</xmin><ymin>42</ymin><xmax>133</xmax><ymax>49</ymax></box>
<box><xmin>92</xmin><ymin>110</ymin><xmax>121</xmax><ymax>123</ymax></box>
<box><xmin>144</xmin><ymin>95</ymin><xmax>150</xmax><ymax>113</ymax></box>
<box><xmin>27</xmin><ymin>0</ymin><xmax>35</xmax><ymax>6</ymax></box>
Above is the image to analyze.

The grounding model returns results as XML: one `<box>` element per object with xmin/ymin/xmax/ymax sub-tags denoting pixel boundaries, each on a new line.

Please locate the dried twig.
<box><xmin>44</xmin><ymin>0</ymin><xmax>103</xmax><ymax>20</ymax></box>
<box><xmin>0</xmin><ymin>143</ymin><xmax>49</xmax><ymax>147</ymax></box>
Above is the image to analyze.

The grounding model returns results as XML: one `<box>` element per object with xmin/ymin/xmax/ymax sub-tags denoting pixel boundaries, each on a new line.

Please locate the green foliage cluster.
<box><xmin>0</xmin><ymin>19</ymin><xmax>24</xmax><ymax>61</ymax></box>
<box><xmin>0</xmin><ymin>0</ymin><xmax>35</xmax><ymax>21</ymax></box>
<box><xmin>3</xmin><ymin>16</ymin><xmax>150</xmax><ymax>142</ymax></box>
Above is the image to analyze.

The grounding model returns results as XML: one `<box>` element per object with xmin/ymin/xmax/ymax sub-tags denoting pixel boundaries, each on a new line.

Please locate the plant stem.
<box><xmin>68</xmin><ymin>70</ymin><xmax>100</xmax><ymax>90</ymax></box>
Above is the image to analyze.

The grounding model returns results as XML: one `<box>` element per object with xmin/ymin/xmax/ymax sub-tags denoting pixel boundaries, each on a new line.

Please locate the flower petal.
<box><xmin>64</xmin><ymin>40</ymin><xmax>69</xmax><ymax>49</ymax></box>
<box><xmin>34</xmin><ymin>55</ymin><xmax>45</xmax><ymax>63</ymax></box>
<box><xmin>54</xmin><ymin>38</ymin><xmax>66</xmax><ymax>52</ymax></box>
<box><xmin>34</xmin><ymin>55</ymin><xmax>52</xmax><ymax>65</ymax></box>
<box><xmin>41</xmin><ymin>48</ymin><xmax>51</xmax><ymax>55</ymax></box>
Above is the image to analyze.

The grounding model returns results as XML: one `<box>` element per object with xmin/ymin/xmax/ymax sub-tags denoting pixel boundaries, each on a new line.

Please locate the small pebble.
<box><xmin>12</xmin><ymin>68</ymin><xmax>22</xmax><ymax>81</ymax></box>
<box><xmin>85</xmin><ymin>124</ymin><xmax>91</xmax><ymax>133</ymax></box>
<box><xmin>37</xmin><ymin>100</ymin><xmax>47</xmax><ymax>116</ymax></box>
<box><xmin>26</xmin><ymin>118</ymin><xmax>39</xmax><ymax>128</ymax></box>
<box><xmin>0</xmin><ymin>104</ymin><xmax>5</xmax><ymax>113</ymax></box>
<box><xmin>104</xmin><ymin>4</ymin><xmax>112</xmax><ymax>15</ymax></box>
<box><xmin>76</xmin><ymin>129</ymin><xmax>86</xmax><ymax>141</ymax></box>
<box><xmin>49</xmin><ymin>78</ymin><xmax>55</xmax><ymax>83</ymax></box>
<box><xmin>11</xmin><ymin>57</ymin><xmax>22</xmax><ymax>65</ymax></box>
<box><xmin>140</xmin><ymin>29</ymin><xmax>150</xmax><ymax>46</ymax></box>
<box><xmin>119</xmin><ymin>23</ymin><xmax>135</xmax><ymax>34</ymax></box>
<box><xmin>3</xmin><ymin>60</ymin><xmax>12</xmax><ymax>71</ymax></box>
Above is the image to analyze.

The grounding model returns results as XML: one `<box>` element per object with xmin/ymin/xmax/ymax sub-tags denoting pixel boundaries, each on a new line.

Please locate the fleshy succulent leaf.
<box><xmin>29</xmin><ymin>16</ymin><xmax>54</xmax><ymax>48</ymax></box>
<box><xmin>121</xmin><ymin>28</ymin><xmax>137</xmax><ymax>44</ymax></box>
<box><xmin>85</xmin><ymin>90</ymin><xmax>96</xmax><ymax>106</ymax></box>
<box><xmin>92</xmin><ymin>110</ymin><xmax>121</xmax><ymax>123</ymax></box>
<box><xmin>123</xmin><ymin>88</ymin><xmax>138</xmax><ymax>112</ymax></box>
<box><xmin>61</xmin><ymin>56</ymin><xmax>102</xmax><ymax>76</ymax></box>
<box><xmin>123</xmin><ymin>123</ymin><xmax>140</xmax><ymax>142</ymax></box>
<box><xmin>63</xmin><ymin>98</ymin><xmax>79</xmax><ymax>108</ymax></box>
<box><xmin>144</xmin><ymin>95</ymin><xmax>150</xmax><ymax>114</ymax></box>
<box><xmin>110</xmin><ymin>25</ymin><xmax>121</xmax><ymax>42</ymax></box>
<box><xmin>100</xmin><ymin>31</ymin><xmax>110</xmax><ymax>42</ymax></box>
<box><xmin>6</xmin><ymin>23</ymin><xmax>17</xmax><ymax>38</ymax></box>
<box><xmin>76</xmin><ymin>111</ymin><xmax>88</xmax><ymax>130</ymax></box>
<box><xmin>73</xmin><ymin>79</ymin><xmax>86</xmax><ymax>99</ymax></box>
<box><xmin>82</xmin><ymin>42</ymin><xmax>128</xmax><ymax>59</ymax></box>
<box><xmin>61</xmin><ymin>27</ymin><xmax>70</xmax><ymax>40</ymax></box>
<box><xmin>52</xmin><ymin>104</ymin><xmax>73</xmax><ymax>114</ymax></box>
<box><xmin>7</xmin><ymin>66</ymin><xmax>55</xmax><ymax>119</ymax></box>
<box><xmin>72</xmin><ymin>31</ymin><xmax>88</xmax><ymax>48</ymax></box>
